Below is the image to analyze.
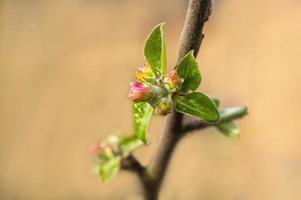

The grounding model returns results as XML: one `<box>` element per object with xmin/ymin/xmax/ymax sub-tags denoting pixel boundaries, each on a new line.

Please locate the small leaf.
<box><xmin>175</xmin><ymin>92</ymin><xmax>220</xmax><ymax>123</ymax></box>
<box><xmin>98</xmin><ymin>156</ymin><xmax>121</xmax><ymax>183</ymax></box>
<box><xmin>216</xmin><ymin>122</ymin><xmax>240</xmax><ymax>138</ymax></box>
<box><xmin>176</xmin><ymin>51</ymin><xmax>201</xmax><ymax>92</ymax></box>
<box><xmin>120</xmin><ymin>136</ymin><xmax>143</xmax><ymax>155</ymax></box>
<box><xmin>133</xmin><ymin>102</ymin><xmax>154</xmax><ymax>143</ymax></box>
<box><xmin>144</xmin><ymin>23</ymin><xmax>167</xmax><ymax>75</ymax></box>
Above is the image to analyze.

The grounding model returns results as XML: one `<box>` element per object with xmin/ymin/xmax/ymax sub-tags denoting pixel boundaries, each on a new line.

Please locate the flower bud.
<box><xmin>155</xmin><ymin>96</ymin><xmax>172</xmax><ymax>115</ymax></box>
<box><xmin>135</xmin><ymin>66</ymin><xmax>155</xmax><ymax>83</ymax></box>
<box><xmin>128</xmin><ymin>81</ymin><xmax>152</xmax><ymax>102</ymax></box>
<box><xmin>103</xmin><ymin>146</ymin><xmax>114</xmax><ymax>158</ymax></box>
<box><xmin>91</xmin><ymin>142</ymin><xmax>103</xmax><ymax>156</ymax></box>
<box><xmin>91</xmin><ymin>134</ymin><xmax>122</xmax><ymax>160</ymax></box>
<box><xmin>164</xmin><ymin>70</ymin><xmax>182</xmax><ymax>91</ymax></box>
<box><xmin>106</xmin><ymin>135</ymin><xmax>120</xmax><ymax>153</ymax></box>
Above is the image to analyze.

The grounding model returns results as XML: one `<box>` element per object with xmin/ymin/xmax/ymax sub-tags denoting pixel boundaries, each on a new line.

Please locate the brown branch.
<box><xmin>121</xmin><ymin>155</ymin><xmax>145</xmax><ymax>177</ymax></box>
<box><xmin>177</xmin><ymin>0</ymin><xmax>212</xmax><ymax>59</ymax></box>
<box><xmin>141</xmin><ymin>1</ymin><xmax>213</xmax><ymax>199</ymax></box>
<box><xmin>182</xmin><ymin>118</ymin><xmax>208</xmax><ymax>133</ymax></box>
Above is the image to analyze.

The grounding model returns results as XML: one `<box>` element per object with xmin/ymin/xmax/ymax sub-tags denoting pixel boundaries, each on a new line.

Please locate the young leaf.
<box><xmin>175</xmin><ymin>92</ymin><xmax>220</xmax><ymax>123</ymax></box>
<box><xmin>98</xmin><ymin>156</ymin><xmax>121</xmax><ymax>183</ymax></box>
<box><xmin>216</xmin><ymin>122</ymin><xmax>240</xmax><ymax>138</ymax></box>
<box><xmin>120</xmin><ymin>136</ymin><xmax>144</xmax><ymax>155</ymax></box>
<box><xmin>144</xmin><ymin>23</ymin><xmax>167</xmax><ymax>75</ymax></box>
<box><xmin>176</xmin><ymin>51</ymin><xmax>201</xmax><ymax>92</ymax></box>
<box><xmin>133</xmin><ymin>102</ymin><xmax>154</xmax><ymax>143</ymax></box>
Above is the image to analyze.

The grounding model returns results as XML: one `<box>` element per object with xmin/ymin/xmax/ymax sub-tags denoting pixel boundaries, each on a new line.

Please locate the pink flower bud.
<box><xmin>135</xmin><ymin>66</ymin><xmax>155</xmax><ymax>83</ymax></box>
<box><xmin>128</xmin><ymin>81</ymin><xmax>152</xmax><ymax>102</ymax></box>
<box><xmin>164</xmin><ymin>70</ymin><xmax>182</xmax><ymax>91</ymax></box>
<box><xmin>91</xmin><ymin>142</ymin><xmax>105</xmax><ymax>156</ymax></box>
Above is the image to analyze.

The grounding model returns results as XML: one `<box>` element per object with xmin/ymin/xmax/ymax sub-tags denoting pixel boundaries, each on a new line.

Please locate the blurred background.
<box><xmin>1</xmin><ymin>0</ymin><xmax>301</xmax><ymax>199</ymax></box>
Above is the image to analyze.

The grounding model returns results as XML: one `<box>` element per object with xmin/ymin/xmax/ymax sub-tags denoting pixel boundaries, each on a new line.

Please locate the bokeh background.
<box><xmin>1</xmin><ymin>0</ymin><xmax>301</xmax><ymax>199</ymax></box>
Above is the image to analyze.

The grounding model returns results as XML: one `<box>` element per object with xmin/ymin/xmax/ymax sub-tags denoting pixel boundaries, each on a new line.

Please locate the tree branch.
<box><xmin>121</xmin><ymin>155</ymin><xmax>145</xmax><ymax>177</ymax></box>
<box><xmin>141</xmin><ymin>1</ymin><xmax>213</xmax><ymax>199</ymax></box>
<box><xmin>177</xmin><ymin>0</ymin><xmax>212</xmax><ymax>59</ymax></box>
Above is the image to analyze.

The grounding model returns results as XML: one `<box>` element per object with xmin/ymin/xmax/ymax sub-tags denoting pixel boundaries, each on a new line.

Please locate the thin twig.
<box><xmin>121</xmin><ymin>155</ymin><xmax>145</xmax><ymax>177</ymax></box>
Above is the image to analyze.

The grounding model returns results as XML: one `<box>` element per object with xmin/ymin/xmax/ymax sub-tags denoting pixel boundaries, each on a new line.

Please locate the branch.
<box><xmin>121</xmin><ymin>155</ymin><xmax>145</xmax><ymax>177</ymax></box>
<box><xmin>177</xmin><ymin>0</ymin><xmax>212</xmax><ymax>59</ymax></box>
<box><xmin>182</xmin><ymin>106</ymin><xmax>248</xmax><ymax>133</ymax></box>
<box><xmin>142</xmin><ymin>1</ymin><xmax>213</xmax><ymax>199</ymax></box>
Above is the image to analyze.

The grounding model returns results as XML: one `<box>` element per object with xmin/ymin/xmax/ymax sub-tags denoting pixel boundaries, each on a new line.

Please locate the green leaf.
<box><xmin>176</xmin><ymin>51</ymin><xmax>201</xmax><ymax>92</ymax></box>
<box><xmin>133</xmin><ymin>102</ymin><xmax>154</xmax><ymax>143</ymax></box>
<box><xmin>120</xmin><ymin>136</ymin><xmax>143</xmax><ymax>155</ymax></box>
<box><xmin>98</xmin><ymin>156</ymin><xmax>121</xmax><ymax>183</ymax></box>
<box><xmin>175</xmin><ymin>92</ymin><xmax>220</xmax><ymax>123</ymax></box>
<box><xmin>144</xmin><ymin>23</ymin><xmax>167</xmax><ymax>75</ymax></box>
<box><xmin>216</xmin><ymin>122</ymin><xmax>240</xmax><ymax>138</ymax></box>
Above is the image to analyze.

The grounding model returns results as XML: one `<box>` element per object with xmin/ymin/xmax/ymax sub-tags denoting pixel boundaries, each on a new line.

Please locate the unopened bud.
<box><xmin>155</xmin><ymin>96</ymin><xmax>172</xmax><ymax>115</ymax></box>
<box><xmin>128</xmin><ymin>81</ymin><xmax>152</xmax><ymax>102</ymax></box>
<box><xmin>103</xmin><ymin>146</ymin><xmax>114</xmax><ymax>158</ymax></box>
<box><xmin>106</xmin><ymin>135</ymin><xmax>120</xmax><ymax>153</ymax></box>
<box><xmin>91</xmin><ymin>137</ymin><xmax>119</xmax><ymax>159</ymax></box>
<box><xmin>164</xmin><ymin>70</ymin><xmax>182</xmax><ymax>91</ymax></box>
<box><xmin>136</xmin><ymin>66</ymin><xmax>155</xmax><ymax>83</ymax></box>
<box><xmin>91</xmin><ymin>142</ymin><xmax>103</xmax><ymax>156</ymax></box>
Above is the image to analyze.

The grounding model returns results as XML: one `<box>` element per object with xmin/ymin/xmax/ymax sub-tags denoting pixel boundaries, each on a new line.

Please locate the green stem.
<box><xmin>219</xmin><ymin>106</ymin><xmax>248</xmax><ymax>123</ymax></box>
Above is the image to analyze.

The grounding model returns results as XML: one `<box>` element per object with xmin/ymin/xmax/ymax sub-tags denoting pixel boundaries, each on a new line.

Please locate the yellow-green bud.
<box><xmin>164</xmin><ymin>70</ymin><xmax>182</xmax><ymax>92</ymax></box>
<box><xmin>155</xmin><ymin>96</ymin><xmax>172</xmax><ymax>115</ymax></box>
<box><xmin>135</xmin><ymin>66</ymin><xmax>155</xmax><ymax>83</ymax></box>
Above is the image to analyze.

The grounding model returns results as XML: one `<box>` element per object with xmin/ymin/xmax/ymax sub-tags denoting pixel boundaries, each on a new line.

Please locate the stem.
<box><xmin>219</xmin><ymin>106</ymin><xmax>248</xmax><ymax>123</ymax></box>
<box><xmin>142</xmin><ymin>0</ymin><xmax>213</xmax><ymax>199</ymax></box>
<box><xmin>121</xmin><ymin>155</ymin><xmax>145</xmax><ymax>176</ymax></box>
<box><xmin>177</xmin><ymin>0</ymin><xmax>212</xmax><ymax>59</ymax></box>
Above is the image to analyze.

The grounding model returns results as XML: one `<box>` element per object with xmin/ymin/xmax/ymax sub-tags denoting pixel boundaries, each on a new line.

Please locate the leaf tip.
<box><xmin>150</xmin><ymin>22</ymin><xmax>165</xmax><ymax>33</ymax></box>
<box><xmin>158</xmin><ymin>22</ymin><xmax>165</xmax><ymax>28</ymax></box>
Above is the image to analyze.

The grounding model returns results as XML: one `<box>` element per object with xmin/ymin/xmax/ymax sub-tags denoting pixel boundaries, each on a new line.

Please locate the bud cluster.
<box><xmin>128</xmin><ymin>66</ymin><xmax>183</xmax><ymax>115</ymax></box>
<box><xmin>91</xmin><ymin>135</ymin><xmax>120</xmax><ymax>159</ymax></box>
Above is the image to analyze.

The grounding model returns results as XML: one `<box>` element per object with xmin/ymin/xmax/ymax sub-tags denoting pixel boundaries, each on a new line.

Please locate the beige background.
<box><xmin>1</xmin><ymin>0</ymin><xmax>301</xmax><ymax>199</ymax></box>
